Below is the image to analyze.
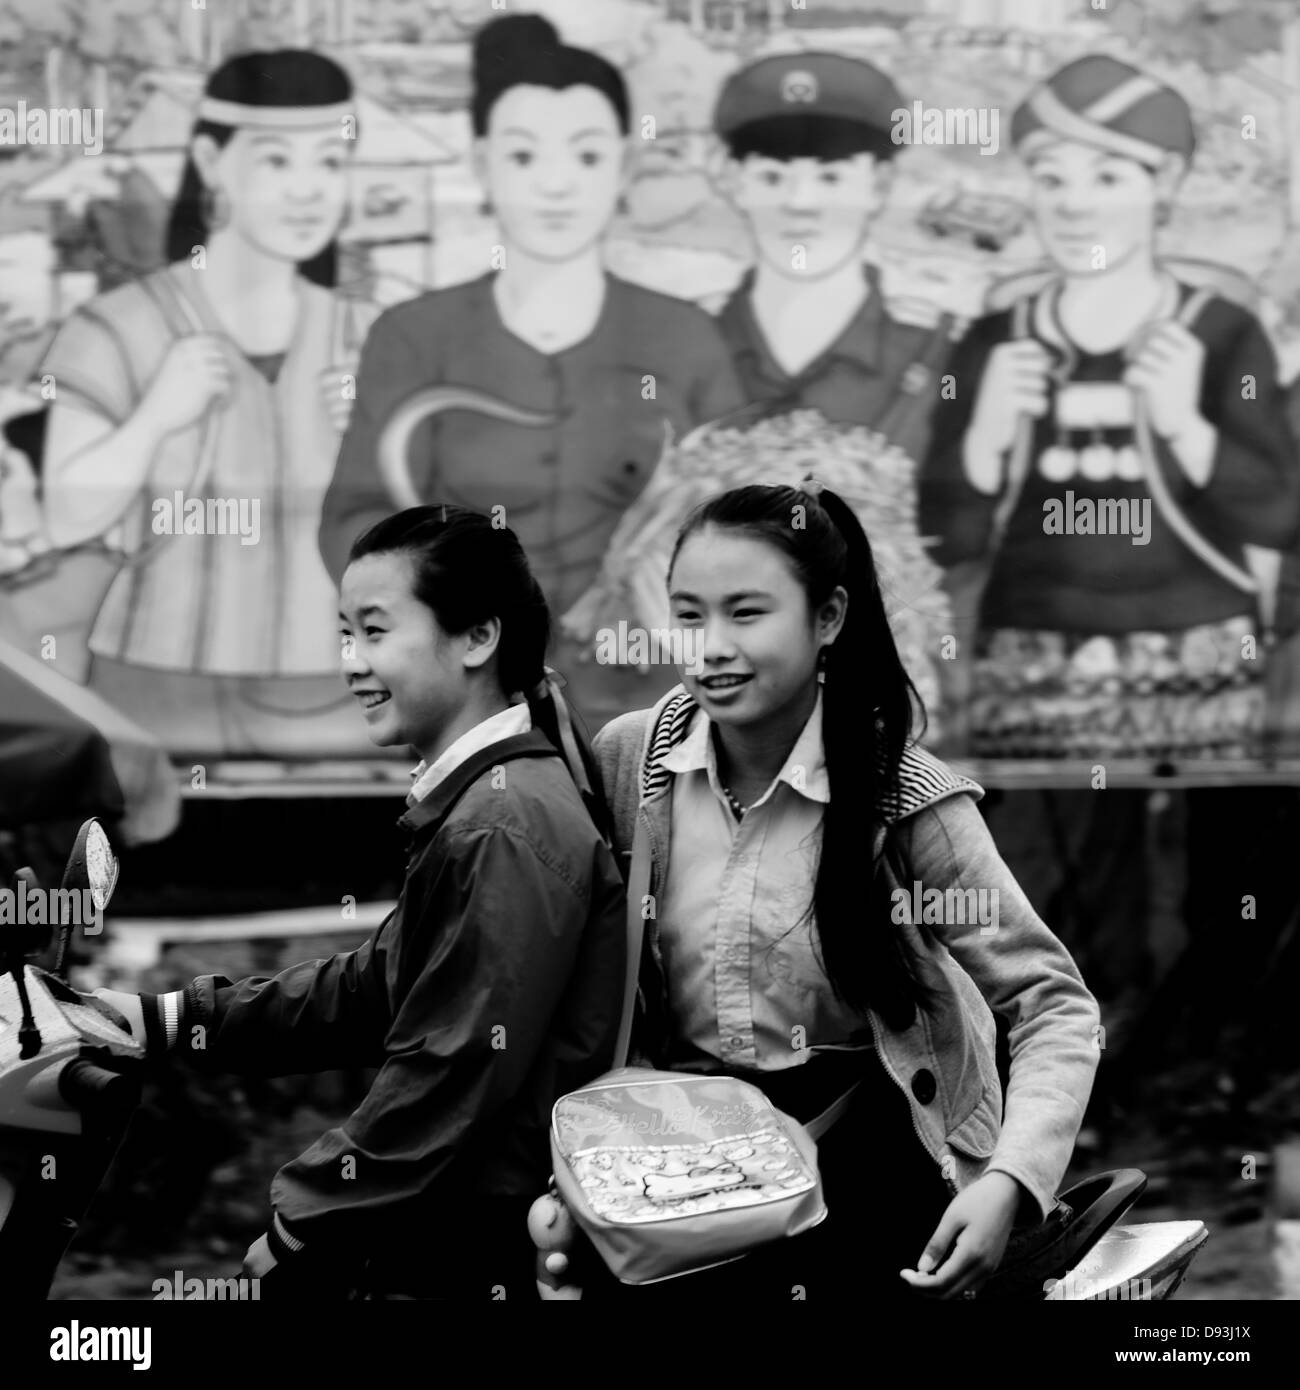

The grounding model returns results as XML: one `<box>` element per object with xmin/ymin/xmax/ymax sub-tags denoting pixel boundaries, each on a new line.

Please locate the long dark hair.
<box><xmin>471</xmin><ymin>13</ymin><xmax>630</xmax><ymax>137</ymax></box>
<box><xmin>167</xmin><ymin>50</ymin><xmax>353</xmax><ymax>288</ymax></box>
<box><xmin>348</xmin><ymin>505</ymin><xmax>612</xmax><ymax>839</ymax></box>
<box><xmin>668</xmin><ymin>484</ymin><xmax>931</xmax><ymax>1030</ymax></box>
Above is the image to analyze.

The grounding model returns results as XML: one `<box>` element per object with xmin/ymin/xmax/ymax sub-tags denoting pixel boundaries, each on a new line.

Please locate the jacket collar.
<box><xmin>660</xmin><ymin>687</ymin><xmax>830</xmax><ymax>805</ymax></box>
<box><xmin>641</xmin><ymin>685</ymin><xmax>982</xmax><ymax>831</ymax></box>
<box><xmin>407</xmin><ymin>703</ymin><xmax>532</xmax><ymax>806</ymax></box>
<box><xmin>397</xmin><ymin>729</ymin><xmax>558</xmax><ymax>835</ymax></box>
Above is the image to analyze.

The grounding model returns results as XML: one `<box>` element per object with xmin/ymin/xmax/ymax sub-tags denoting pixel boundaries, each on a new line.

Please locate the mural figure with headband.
<box><xmin>921</xmin><ymin>54</ymin><xmax>1300</xmax><ymax>762</ymax></box>
<box><xmin>26</xmin><ymin>50</ymin><xmax>374</xmax><ymax>757</ymax></box>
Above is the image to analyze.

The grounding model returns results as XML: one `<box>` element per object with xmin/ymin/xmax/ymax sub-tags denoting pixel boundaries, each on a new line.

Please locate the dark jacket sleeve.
<box><xmin>266</xmin><ymin>822</ymin><xmax>595</xmax><ymax>1254</ymax></box>
<box><xmin>176</xmin><ymin>926</ymin><xmax>393</xmax><ymax>1075</ymax></box>
<box><xmin>917</xmin><ymin>310</ymin><xmax>1014</xmax><ymax>567</ymax></box>
<box><xmin>1182</xmin><ymin>307</ymin><xmax>1300</xmax><ymax>552</ymax></box>
<box><xmin>318</xmin><ymin>305</ymin><xmax>433</xmax><ymax>585</ymax></box>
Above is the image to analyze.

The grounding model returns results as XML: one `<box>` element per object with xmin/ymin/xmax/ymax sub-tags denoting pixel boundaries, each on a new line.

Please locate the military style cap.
<box><xmin>713</xmin><ymin>52</ymin><xmax>905</xmax><ymax>139</ymax></box>
<box><xmin>1012</xmin><ymin>55</ymin><xmax>1195</xmax><ymax>167</ymax></box>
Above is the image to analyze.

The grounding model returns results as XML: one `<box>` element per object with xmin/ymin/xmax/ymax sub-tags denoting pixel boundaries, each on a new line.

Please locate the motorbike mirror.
<box><xmin>61</xmin><ymin>818</ymin><xmax>119</xmax><ymax>914</ymax></box>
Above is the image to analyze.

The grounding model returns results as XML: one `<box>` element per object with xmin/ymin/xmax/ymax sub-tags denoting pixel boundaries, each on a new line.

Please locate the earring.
<box><xmin>817</xmin><ymin>647</ymin><xmax>828</xmax><ymax>683</ymax></box>
<box><xmin>202</xmin><ymin>185</ymin><xmax>231</xmax><ymax>231</ymax></box>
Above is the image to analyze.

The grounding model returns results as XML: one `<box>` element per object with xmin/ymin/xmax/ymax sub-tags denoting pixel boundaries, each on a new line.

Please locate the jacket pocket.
<box><xmin>944</xmin><ymin>1087</ymin><xmax>1000</xmax><ymax>1160</ymax></box>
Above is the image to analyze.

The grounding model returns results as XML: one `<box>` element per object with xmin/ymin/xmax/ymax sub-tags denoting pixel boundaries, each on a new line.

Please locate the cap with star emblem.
<box><xmin>714</xmin><ymin>52</ymin><xmax>906</xmax><ymax>160</ymax></box>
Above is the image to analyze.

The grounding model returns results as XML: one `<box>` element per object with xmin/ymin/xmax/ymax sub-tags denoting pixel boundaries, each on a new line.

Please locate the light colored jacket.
<box><xmin>593</xmin><ymin>686</ymin><xmax>1101</xmax><ymax>1221</ymax></box>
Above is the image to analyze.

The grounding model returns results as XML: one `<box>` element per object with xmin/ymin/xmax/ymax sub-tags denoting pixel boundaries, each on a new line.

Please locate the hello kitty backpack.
<box><xmin>548</xmin><ymin>693</ymin><xmax>860</xmax><ymax>1286</ymax></box>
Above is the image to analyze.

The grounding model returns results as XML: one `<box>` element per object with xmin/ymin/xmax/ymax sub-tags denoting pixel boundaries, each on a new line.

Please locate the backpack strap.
<box><xmin>614</xmin><ymin>689</ymin><xmax>698</xmax><ymax>1068</ymax></box>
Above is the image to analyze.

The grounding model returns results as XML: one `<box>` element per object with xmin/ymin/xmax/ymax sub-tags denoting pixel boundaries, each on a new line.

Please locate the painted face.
<box><xmin>729</xmin><ymin>153</ymin><xmax>885</xmax><ymax>280</ymax></box>
<box><xmin>339</xmin><ymin>552</ymin><xmax>468</xmax><ymax>759</ymax></box>
<box><xmin>668</xmin><ymin>527</ymin><xmax>836</xmax><ymax>730</ymax></box>
<box><xmin>479</xmin><ymin>84</ymin><xmax>626</xmax><ymax>262</ymax></box>
<box><xmin>206</xmin><ymin>124</ymin><xmax>350</xmax><ymax>265</ymax></box>
<box><xmin>1026</xmin><ymin>141</ymin><xmax>1163</xmax><ymax>275</ymax></box>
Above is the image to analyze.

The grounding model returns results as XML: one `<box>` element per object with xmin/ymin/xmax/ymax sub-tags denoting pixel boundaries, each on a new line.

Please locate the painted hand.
<box><xmin>1123</xmin><ymin>321</ymin><xmax>1206</xmax><ymax>442</ymax></box>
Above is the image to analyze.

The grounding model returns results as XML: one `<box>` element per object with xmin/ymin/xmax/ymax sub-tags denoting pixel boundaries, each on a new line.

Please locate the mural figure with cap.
<box><xmin>318</xmin><ymin>14</ymin><xmax>745</xmax><ymax>733</ymax></box>
<box><xmin>921</xmin><ymin>54</ymin><xmax>1300</xmax><ymax>761</ymax></box>
<box><xmin>710</xmin><ymin>51</ymin><xmax>959</xmax><ymax>459</ymax></box>
<box><xmin>23</xmin><ymin>50</ymin><xmax>372</xmax><ymax>757</ymax></box>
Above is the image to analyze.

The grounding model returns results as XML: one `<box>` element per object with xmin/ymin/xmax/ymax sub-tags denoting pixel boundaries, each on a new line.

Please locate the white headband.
<box><xmin>197</xmin><ymin>97</ymin><xmax>354</xmax><ymax>130</ymax></box>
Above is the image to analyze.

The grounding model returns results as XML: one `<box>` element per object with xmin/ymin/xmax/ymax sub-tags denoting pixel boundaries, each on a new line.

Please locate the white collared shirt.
<box><xmin>407</xmin><ymin>702</ymin><xmax>532</xmax><ymax>806</ymax></box>
<box><xmin>657</xmin><ymin>689</ymin><xmax>867</xmax><ymax>1071</ymax></box>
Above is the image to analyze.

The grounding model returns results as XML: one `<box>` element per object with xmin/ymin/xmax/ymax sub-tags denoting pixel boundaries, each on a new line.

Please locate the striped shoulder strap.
<box><xmin>878</xmin><ymin>741</ymin><xmax>984</xmax><ymax>826</ymax></box>
<box><xmin>640</xmin><ymin>688</ymin><xmax>699</xmax><ymax>801</ymax></box>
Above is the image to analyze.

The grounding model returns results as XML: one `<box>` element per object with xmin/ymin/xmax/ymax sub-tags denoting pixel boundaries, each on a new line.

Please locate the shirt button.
<box><xmin>729</xmin><ymin>1036</ymin><xmax>745</xmax><ymax>1050</ymax></box>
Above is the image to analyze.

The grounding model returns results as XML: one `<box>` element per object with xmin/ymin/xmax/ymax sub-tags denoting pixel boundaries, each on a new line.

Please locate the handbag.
<box><xmin>548</xmin><ymin>692</ymin><xmax>863</xmax><ymax>1285</ymax></box>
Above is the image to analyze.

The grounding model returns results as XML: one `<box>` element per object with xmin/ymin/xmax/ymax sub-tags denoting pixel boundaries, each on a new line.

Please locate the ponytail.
<box><xmin>668</xmin><ymin>483</ymin><xmax>931</xmax><ymax>1029</ymax></box>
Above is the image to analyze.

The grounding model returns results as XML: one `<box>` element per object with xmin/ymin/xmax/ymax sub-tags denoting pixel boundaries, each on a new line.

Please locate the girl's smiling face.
<box><xmin>1026</xmin><ymin>141</ymin><xmax>1177</xmax><ymax>274</ymax></box>
<box><xmin>339</xmin><ymin>551</ymin><xmax>472</xmax><ymax>758</ymax></box>
<box><xmin>668</xmin><ymin>526</ymin><xmax>845</xmax><ymax>729</ymax></box>
<box><xmin>476</xmin><ymin>84</ymin><xmax>628</xmax><ymax>261</ymax></box>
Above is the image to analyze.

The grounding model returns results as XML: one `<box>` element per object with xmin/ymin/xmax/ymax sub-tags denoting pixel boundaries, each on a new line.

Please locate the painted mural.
<box><xmin>2</xmin><ymin>0</ymin><xmax>1300</xmax><ymax>767</ymax></box>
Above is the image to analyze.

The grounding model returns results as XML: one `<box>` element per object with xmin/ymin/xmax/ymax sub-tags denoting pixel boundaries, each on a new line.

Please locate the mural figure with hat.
<box><xmin>13</xmin><ymin>50</ymin><xmax>375</xmax><ymax>758</ymax></box>
<box><xmin>318</xmin><ymin>13</ymin><xmax>745</xmax><ymax>734</ymax></box>
<box><xmin>921</xmin><ymin>54</ymin><xmax>1300</xmax><ymax>762</ymax></box>
<box><xmin>558</xmin><ymin>50</ymin><xmax>961</xmax><ymax>735</ymax></box>
<box><xmin>710</xmin><ymin>50</ymin><xmax>960</xmax><ymax>459</ymax></box>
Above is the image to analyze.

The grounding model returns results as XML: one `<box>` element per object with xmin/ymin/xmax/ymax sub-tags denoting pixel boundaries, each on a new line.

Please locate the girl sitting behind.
<box><xmin>534</xmin><ymin>482</ymin><xmax>1101</xmax><ymax>1300</ymax></box>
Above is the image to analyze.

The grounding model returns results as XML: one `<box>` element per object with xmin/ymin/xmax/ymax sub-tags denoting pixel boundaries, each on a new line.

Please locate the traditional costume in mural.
<box><xmin>26</xmin><ymin>52</ymin><xmax>371</xmax><ymax>757</ymax></box>
<box><xmin>564</xmin><ymin>52</ymin><xmax>955</xmax><ymax>730</ymax></box>
<box><xmin>319</xmin><ymin>16</ymin><xmax>744</xmax><ymax>733</ymax></box>
<box><xmin>921</xmin><ymin>56</ymin><xmax>1300</xmax><ymax>759</ymax></box>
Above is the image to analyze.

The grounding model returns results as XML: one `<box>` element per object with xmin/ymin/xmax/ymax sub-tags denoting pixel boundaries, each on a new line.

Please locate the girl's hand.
<box><xmin>527</xmin><ymin>1191</ymin><xmax>584</xmax><ymax>1300</ymax></box>
<box><xmin>90</xmin><ymin>987</ymin><xmax>145</xmax><ymax>1042</ymax></box>
<box><xmin>900</xmin><ymin>1170</ymin><xmax>1023</xmax><ymax>1299</ymax></box>
<box><xmin>243</xmin><ymin>1232</ymin><xmax>278</xmax><ymax>1279</ymax></box>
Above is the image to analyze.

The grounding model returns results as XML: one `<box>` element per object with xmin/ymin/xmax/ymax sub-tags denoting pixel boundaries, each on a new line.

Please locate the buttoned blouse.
<box><xmin>656</xmin><ymin>689</ymin><xmax>869</xmax><ymax>1072</ymax></box>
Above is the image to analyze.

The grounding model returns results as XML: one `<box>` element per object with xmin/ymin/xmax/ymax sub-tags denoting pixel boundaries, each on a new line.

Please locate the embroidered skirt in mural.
<box><xmin>968</xmin><ymin>614</ymin><xmax>1264</xmax><ymax>760</ymax></box>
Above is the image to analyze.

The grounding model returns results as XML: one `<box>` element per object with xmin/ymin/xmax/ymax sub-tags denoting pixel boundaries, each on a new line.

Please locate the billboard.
<box><xmin>1</xmin><ymin>0</ymin><xmax>1298</xmax><ymax>775</ymax></box>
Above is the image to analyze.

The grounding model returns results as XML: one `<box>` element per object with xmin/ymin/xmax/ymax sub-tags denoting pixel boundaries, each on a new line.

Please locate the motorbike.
<box><xmin>0</xmin><ymin>818</ymin><xmax>1210</xmax><ymax>1301</ymax></box>
<box><xmin>0</xmin><ymin>817</ymin><xmax>141</xmax><ymax>1300</ymax></box>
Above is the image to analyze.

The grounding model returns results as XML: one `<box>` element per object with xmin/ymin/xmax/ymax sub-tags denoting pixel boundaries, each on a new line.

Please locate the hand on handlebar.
<box><xmin>89</xmin><ymin>987</ymin><xmax>145</xmax><ymax>1042</ymax></box>
<box><xmin>527</xmin><ymin>1190</ymin><xmax>584</xmax><ymax>1300</ymax></box>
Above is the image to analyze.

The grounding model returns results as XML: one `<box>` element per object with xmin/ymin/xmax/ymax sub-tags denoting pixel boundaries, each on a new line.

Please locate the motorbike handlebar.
<box><xmin>58</xmin><ymin>1058</ymin><xmax>138</xmax><ymax>1116</ymax></box>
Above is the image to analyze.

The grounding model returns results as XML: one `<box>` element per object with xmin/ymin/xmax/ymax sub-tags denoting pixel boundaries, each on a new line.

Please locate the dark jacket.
<box><xmin>168</xmin><ymin>731</ymin><xmax>626</xmax><ymax>1264</ymax></box>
